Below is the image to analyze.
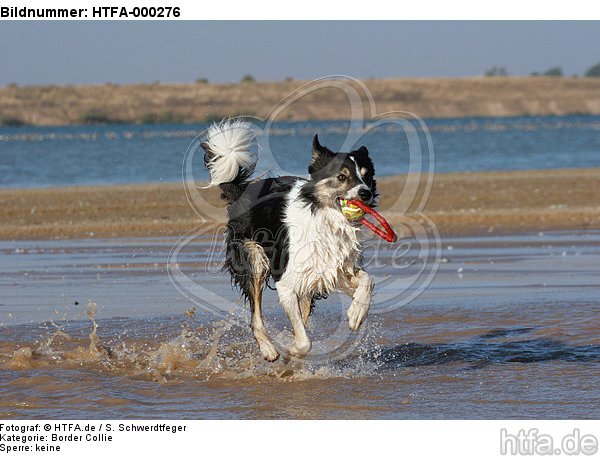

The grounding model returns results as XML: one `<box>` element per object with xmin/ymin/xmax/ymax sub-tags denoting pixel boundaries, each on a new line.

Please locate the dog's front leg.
<box><xmin>278</xmin><ymin>288</ymin><xmax>312</xmax><ymax>358</ymax></box>
<box><xmin>299</xmin><ymin>296</ymin><xmax>313</xmax><ymax>326</ymax></box>
<box><xmin>340</xmin><ymin>269</ymin><xmax>374</xmax><ymax>330</ymax></box>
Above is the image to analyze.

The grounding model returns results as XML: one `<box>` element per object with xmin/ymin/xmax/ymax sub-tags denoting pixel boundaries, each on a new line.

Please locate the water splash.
<box><xmin>1</xmin><ymin>305</ymin><xmax>373</xmax><ymax>382</ymax></box>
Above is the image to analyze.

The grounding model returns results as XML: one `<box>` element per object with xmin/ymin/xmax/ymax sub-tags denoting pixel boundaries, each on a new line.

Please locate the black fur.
<box><xmin>204</xmin><ymin>135</ymin><xmax>377</xmax><ymax>305</ymax></box>
<box><xmin>224</xmin><ymin>176</ymin><xmax>298</xmax><ymax>290</ymax></box>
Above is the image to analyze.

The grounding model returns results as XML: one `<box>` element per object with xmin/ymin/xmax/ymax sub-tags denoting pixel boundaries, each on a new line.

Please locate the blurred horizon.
<box><xmin>1</xmin><ymin>21</ymin><xmax>600</xmax><ymax>86</ymax></box>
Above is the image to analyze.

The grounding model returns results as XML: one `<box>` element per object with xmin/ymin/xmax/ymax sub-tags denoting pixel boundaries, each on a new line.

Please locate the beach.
<box><xmin>3</xmin><ymin>16</ymin><xmax>600</xmax><ymax>432</ymax></box>
<box><xmin>2</xmin><ymin>153</ymin><xmax>600</xmax><ymax>420</ymax></box>
<box><xmin>1</xmin><ymin>110</ymin><xmax>599</xmax><ymax>421</ymax></box>
<box><xmin>2</xmin><ymin>227</ymin><xmax>599</xmax><ymax>418</ymax></box>
<box><xmin>1</xmin><ymin>168</ymin><xmax>598</xmax><ymax>240</ymax></box>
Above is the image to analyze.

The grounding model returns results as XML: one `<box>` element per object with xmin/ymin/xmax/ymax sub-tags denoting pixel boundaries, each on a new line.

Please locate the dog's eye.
<box><xmin>337</xmin><ymin>174</ymin><xmax>347</xmax><ymax>182</ymax></box>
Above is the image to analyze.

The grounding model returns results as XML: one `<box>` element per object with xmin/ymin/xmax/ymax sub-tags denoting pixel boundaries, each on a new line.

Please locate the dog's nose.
<box><xmin>358</xmin><ymin>188</ymin><xmax>372</xmax><ymax>203</ymax></box>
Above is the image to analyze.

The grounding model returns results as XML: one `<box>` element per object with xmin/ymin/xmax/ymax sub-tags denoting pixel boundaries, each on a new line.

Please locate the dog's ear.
<box><xmin>312</xmin><ymin>135</ymin><xmax>333</xmax><ymax>160</ymax></box>
<box><xmin>309</xmin><ymin>135</ymin><xmax>335</xmax><ymax>175</ymax></box>
<box><xmin>354</xmin><ymin>146</ymin><xmax>369</xmax><ymax>158</ymax></box>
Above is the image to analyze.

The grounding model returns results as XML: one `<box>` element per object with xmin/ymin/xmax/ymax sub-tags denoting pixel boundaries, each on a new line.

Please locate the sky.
<box><xmin>1</xmin><ymin>21</ymin><xmax>599</xmax><ymax>85</ymax></box>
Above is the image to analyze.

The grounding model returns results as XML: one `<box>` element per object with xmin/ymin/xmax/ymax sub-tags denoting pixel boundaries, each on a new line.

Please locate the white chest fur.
<box><xmin>279</xmin><ymin>181</ymin><xmax>361</xmax><ymax>298</ymax></box>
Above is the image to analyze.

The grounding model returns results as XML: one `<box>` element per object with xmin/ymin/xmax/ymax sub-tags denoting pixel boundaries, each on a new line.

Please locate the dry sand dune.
<box><xmin>2</xmin><ymin>77</ymin><xmax>600</xmax><ymax>126</ymax></box>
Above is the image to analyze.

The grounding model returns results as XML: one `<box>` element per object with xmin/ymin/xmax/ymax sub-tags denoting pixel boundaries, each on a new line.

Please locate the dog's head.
<box><xmin>301</xmin><ymin>134</ymin><xmax>378</xmax><ymax>212</ymax></box>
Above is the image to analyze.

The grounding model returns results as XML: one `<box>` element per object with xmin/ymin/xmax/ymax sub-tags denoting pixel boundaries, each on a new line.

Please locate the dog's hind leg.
<box><xmin>339</xmin><ymin>269</ymin><xmax>374</xmax><ymax>331</ymax></box>
<box><xmin>250</xmin><ymin>285</ymin><xmax>279</xmax><ymax>362</ymax></box>
<box><xmin>241</xmin><ymin>241</ymin><xmax>279</xmax><ymax>362</ymax></box>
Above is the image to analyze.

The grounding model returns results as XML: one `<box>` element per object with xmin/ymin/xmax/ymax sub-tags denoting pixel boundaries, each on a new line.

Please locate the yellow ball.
<box><xmin>340</xmin><ymin>199</ymin><xmax>365</xmax><ymax>220</ymax></box>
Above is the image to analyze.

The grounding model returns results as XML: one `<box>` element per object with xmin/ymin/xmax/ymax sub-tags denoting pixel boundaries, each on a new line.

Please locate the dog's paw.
<box><xmin>259</xmin><ymin>342</ymin><xmax>280</xmax><ymax>362</ymax></box>
<box><xmin>288</xmin><ymin>338</ymin><xmax>312</xmax><ymax>358</ymax></box>
<box><xmin>347</xmin><ymin>301</ymin><xmax>369</xmax><ymax>330</ymax></box>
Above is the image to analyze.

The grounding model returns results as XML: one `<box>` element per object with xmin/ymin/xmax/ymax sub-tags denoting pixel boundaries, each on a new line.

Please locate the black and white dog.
<box><xmin>202</xmin><ymin>120</ymin><xmax>377</xmax><ymax>361</ymax></box>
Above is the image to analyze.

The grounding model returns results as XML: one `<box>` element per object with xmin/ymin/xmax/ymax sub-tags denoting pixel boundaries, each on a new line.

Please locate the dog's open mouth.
<box><xmin>336</xmin><ymin>197</ymin><xmax>365</xmax><ymax>221</ymax></box>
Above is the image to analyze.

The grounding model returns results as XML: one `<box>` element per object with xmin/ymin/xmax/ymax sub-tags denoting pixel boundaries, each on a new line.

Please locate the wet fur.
<box><xmin>202</xmin><ymin>121</ymin><xmax>377</xmax><ymax>361</ymax></box>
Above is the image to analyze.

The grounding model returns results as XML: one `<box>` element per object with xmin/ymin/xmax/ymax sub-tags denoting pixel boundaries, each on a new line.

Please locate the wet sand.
<box><xmin>1</xmin><ymin>168</ymin><xmax>599</xmax><ymax>240</ymax></box>
<box><xmin>1</xmin><ymin>230</ymin><xmax>599</xmax><ymax>419</ymax></box>
<box><xmin>1</xmin><ymin>169</ymin><xmax>599</xmax><ymax>419</ymax></box>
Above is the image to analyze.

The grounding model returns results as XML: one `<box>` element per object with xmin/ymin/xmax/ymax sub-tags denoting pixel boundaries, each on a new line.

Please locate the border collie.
<box><xmin>202</xmin><ymin>120</ymin><xmax>377</xmax><ymax>361</ymax></box>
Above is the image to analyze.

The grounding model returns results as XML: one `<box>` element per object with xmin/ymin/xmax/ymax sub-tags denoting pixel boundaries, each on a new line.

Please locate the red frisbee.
<box><xmin>347</xmin><ymin>199</ymin><xmax>398</xmax><ymax>243</ymax></box>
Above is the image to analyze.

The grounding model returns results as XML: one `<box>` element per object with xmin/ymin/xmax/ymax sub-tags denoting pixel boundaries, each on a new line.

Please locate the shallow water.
<box><xmin>1</xmin><ymin>230</ymin><xmax>599</xmax><ymax>419</ymax></box>
<box><xmin>1</xmin><ymin>115</ymin><xmax>600</xmax><ymax>188</ymax></box>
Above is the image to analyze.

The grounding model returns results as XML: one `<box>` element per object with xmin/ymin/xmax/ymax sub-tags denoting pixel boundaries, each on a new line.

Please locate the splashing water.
<box><xmin>2</xmin><ymin>230</ymin><xmax>600</xmax><ymax>418</ymax></box>
<box><xmin>0</xmin><ymin>304</ymin><xmax>378</xmax><ymax>383</ymax></box>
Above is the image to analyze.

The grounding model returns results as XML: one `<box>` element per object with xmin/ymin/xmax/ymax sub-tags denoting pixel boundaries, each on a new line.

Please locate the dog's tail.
<box><xmin>201</xmin><ymin>120</ymin><xmax>257</xmax><ymax>202</ymax></box>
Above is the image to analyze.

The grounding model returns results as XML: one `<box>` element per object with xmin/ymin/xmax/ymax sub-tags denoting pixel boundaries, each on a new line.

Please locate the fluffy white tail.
<box><xmin>202</xmin><ymin>120</ymin><xmax>257</xmax><ymax>187</ymax></box>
